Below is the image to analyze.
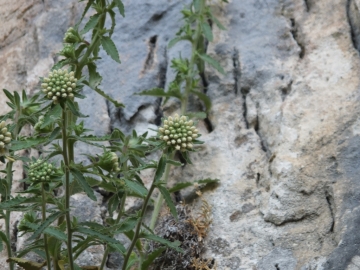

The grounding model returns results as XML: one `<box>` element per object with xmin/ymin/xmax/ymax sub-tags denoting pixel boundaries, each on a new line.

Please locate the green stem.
<box><xmin>62</xmin><ymin>107</ymin><xmax>75</xmax><ymax>270</ymax></box>
<box><xmin>5</xmin><ymin>161</ymin><xmax>14</xmax><ymax>270</ymax></box>
<box><xmin>99</xmin><ymin>193</ymin><xmax>127</xmax><ymax>270</ymax></box>
<box><xmin>41</xmin><ymin>183</ymin><xmax>52</xmax><ymax>270</ymax></box>
<box><xmin>122</xmin><ymin>185</ymin><xmax>156</xmax><ymax>270</ymax></box>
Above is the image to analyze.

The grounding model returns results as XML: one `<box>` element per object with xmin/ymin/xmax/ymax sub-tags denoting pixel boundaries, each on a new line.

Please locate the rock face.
<box><xmin>1</xmin><ymin>0</ymin><xmax>360</xmax><ymax>269</ymax></box>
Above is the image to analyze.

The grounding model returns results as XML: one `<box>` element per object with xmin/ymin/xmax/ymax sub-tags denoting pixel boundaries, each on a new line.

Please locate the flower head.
<box><xmin>158</xmin><ymin>114</ymin><xmax>199</xmax><ymax>152</ymax></box>
<box><xmin>28</xmin><ymin>159</ymin><xmax>56</xmax><ymax>183</ymax></box>
<box><xmin>98</xmin><ymin>151</ymin><xmax>120</xmax><ymax>172</ymax></box>
<box><xmin>0</xmin><ymin>121</ymin><xmax>11</xmax><ymax>156</ymax></box>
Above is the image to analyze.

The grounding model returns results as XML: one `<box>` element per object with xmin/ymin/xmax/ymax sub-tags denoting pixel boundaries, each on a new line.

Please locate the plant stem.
<box><xmin>41</xmin><ymin>183</ymin><xmax>52</xmax><ymax>270</ymax></box>
<box><xmin>122</xmin><ymin>185</ymin><xmax>155</xmax><ymax>270</ymax></box>
<box><xmin>5</xmin><ymin>161</ymin><xmax>14</xmax><ymax>270</ymax></box>
<box><xmin>62</xmin><ymin>107</ymin><xmax>75</xmax><ymax>270</ymax></box>
<box><xmin>99</xmin><ymin>193</ymin><xmax>127</xmax><ymax>270</ymax></box>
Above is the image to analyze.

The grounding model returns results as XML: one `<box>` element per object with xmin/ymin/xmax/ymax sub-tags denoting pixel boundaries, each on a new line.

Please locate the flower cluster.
<box><xmin>63</xmin><ymin>27</ymin><xmax>82</xmax><ymax>44</ymax></box>
<box><xmin>28</xmin><ymin>159</ymin><xmax>55</xmax><ymax>182</ymax></box>
<box><xmin>98</xmin><ymin>151</ymin><xmax>120</xmax><ymax>172</ymax></box>
<box><xmin>34</xmin><ymin>115</ymin><xmax>53</xmax><ymax>133</ymax></box>
<box><xmin>158</xmin><ymin>114</ymin><xmax>199</xmax><ymax>152</ymax></box>
<box><xmin>0</xmin><ymin>121</ymin><xmax>11</xmax><ymax>156</ymax></box>
<box><xmin>41</xmin><ymin>69</ymin><xmax>77</xmax><ymax>104</ymax></box>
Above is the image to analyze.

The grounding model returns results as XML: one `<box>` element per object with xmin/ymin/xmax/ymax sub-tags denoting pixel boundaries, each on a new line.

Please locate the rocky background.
<box><xmin>1</xmin><ymin>0</ymin><xmax>360</xmax><ymax>269</ymax></box>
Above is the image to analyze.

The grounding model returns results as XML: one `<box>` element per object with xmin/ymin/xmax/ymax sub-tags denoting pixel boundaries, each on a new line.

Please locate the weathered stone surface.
<box><xmin>2</xmin><ymin>0</ymin><xmax>360</xmax><ymax>269</ymax></box>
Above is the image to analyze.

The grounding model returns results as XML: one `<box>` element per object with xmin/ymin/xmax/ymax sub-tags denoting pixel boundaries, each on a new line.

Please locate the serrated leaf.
<box><xmin>197</xmin><ymin>178</ymin><xmax>219</xmax><ymax>185</ymax></box>
<box><xmin>168</xmin><ymin>182</ymin><xmax>193</xmax><ymax>193</ymax></box>
<box><xmin>101</xmin><ymin>36</ymin><xmax>120</xmax><ymax>63</ymax></box>
<box><xmin>108</xmin><ymin>9</ymin><xmax>116</xmax><ymax>37</ymax></box>
<box><xmin>157</xmin><ymin>185</ymin><xmax>178</xmax><ymax>221</ymax></box>
<box><xmin>209</xmin><ymin>11</ymin><xmax>226</xmax><ymax>30</ymax></box>
<box><xmin>24</xmin><ymin>222</ymin><xmax>67</xmax><ymax>242</ymax></box>
<box><xmin>79</xmin><ymin>0</ymin><xmax>95</xmax><ymax>23</ymax></box>
<box><xmin>81</xmin><ymin>13</ymin><xmax>101</xmax><ymax>34</ymax></box>
<box><xmin>75</xmin><ymin>227</ymin><xmax>126</xmax><ymax>254</ymax></box>
<box><xmin>3</xmin><ymin>89</ymin><xmax>15</xmax><ymax>104</ymax></box>
<box><xmin>0</xmin><ymin>196</ymin><xmax>41</xmax><ymax>210</ymax></box>
<box><xmin>70</xmin><ymin>167</ymin><xmax>97</xmax><ymax>201</ymax></box>
<box><xmin>154</xmin><ymin>156</ymin><xmax>167</xmax><ymax>183</ymax></box>
<box><xmin>166</xmin><ymin>159</ymin><xmax>183</xmax><ymax>166</ymax></box>
<box><xmin>41</xmin><ymin>103</ymin><xmax>62</xmax><ymax>129</ymax></box>
<box><xmin>7</xmin><ymin>257</ymin><xmax>46</xmax><ymax>270</ymax></box>
<box><xmin>114</xmin><ymin>217</ymin><xmax>138</xmax><ymax>233</ymax></box>
<box><xmin>201</xmin><ymin>22</ymin><xmax>213</xmax><ymax>41</ymax></box>
<box><xmin>140</xmin><ymin>233</ymin><xmax>182</xmax><ymax>253</ymax></box>
<box><xmin>52</xmin><ymin>58</ymin><xmax>73</xmax><ymax>70</ymax></box>
<box><xmin>180</xmin><ymin>151</ymin><xmax>192</xmax><ymax>165</ymax></box>
<box><xmin>28</xmin><ymin>211</ymin><xmax>64</xmax><ymax>241</ymax></box>
<box><xmin>0</xmin><ymin>231</ymin><xmax>8</xmax><ymax>252</ymax></box>
<box><xmin>136</xmin><ymin>87</ymin><xmax>182</xmax><ymax>99</ymax></box>
<box><xmin>114</xmin><ymin>0</ymin><xmax>125</xmax><ymax>17</ymax></box>
<box><xmin>66</xmin><ymin>100</ymin><xmax>88</xmax><ymax>118</ymax></box>
<box><xmin>190</xmin><ymin>90</ymin><xmax>211</xmax><ymax>112</ymax></box>
<box><xmin>49</xmin><ymin>126</ymin><xmax>61</xmax><ymax>141</ymax></box>
<box><xmin>197</xmin><ymin>53</ymin><xmax>225</xmax><ymax>74</ymax></box>
<box><xmin>83</xmin><ymin>81</ymin><xmax>124</xmax><ymax>107</ymax></box>
<box><xmin>168</xmin><ymin>36</ymin><xmax>190</xmax><ymax>48</ymax></box>
<box><xmin>124</xmin><ymin>179</ymin><xmax>147</xmax><ymax>198</ymax></box>
<box><xmin>141</xmin><ymin>246</ymin><xmax>166</xmax><ymax>270</ymax></box>
<box><xmin>87</xmin><ymin>62</ymin><xmax>102</xmax><ymax>89</ymax></box>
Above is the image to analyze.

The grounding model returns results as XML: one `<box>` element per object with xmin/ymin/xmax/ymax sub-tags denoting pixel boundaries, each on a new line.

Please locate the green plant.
<box><xmin>0</xmin><ymin>0</ymin><xmax>225</xmax><ymax>270</ymax></box>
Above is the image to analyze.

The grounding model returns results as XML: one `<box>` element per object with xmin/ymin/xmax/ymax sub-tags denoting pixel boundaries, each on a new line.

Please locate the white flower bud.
<box><xmin>187</xmin><ymin>137</ymin><xmax>192</xmax><ymax>141</ymax></box>
<box><xmin>1</xmin><ymin>127</ymin><xmax>7</xmax><ymax>134</ymax></box>
<box><xmin>0</xmin><ymin>142</ymin><xmax>4</xmax><ymax>148</ymax></box>
<box><xmin>175</xmin><ymin>145</ymin><xmax>181</xmax><ymax>150</ymax></box>
<box><xmin>164</xmin><ymin>120</ymin><xmax>168</xmax><ymax>125</ymax></box>
<box><xmin>187</xmin><ymin>143</ymin><xmax>193</xmax><ymax>149</ymax></box>
<box><xmin>169</xmin><ymin>121</ymin><xmax>174</xmax><ymax>126</ymax></box>
<box><xmin>167</xmin><ymin>141</ymin><xmax>171</xmax><ymax>145</ymax></box>
<box><xmin>159</xmin><ymin>127</ymin><xmax>164</xmax><ymax>133</ymax></box>
<box><xmin>0</xmin><ymin>121</ymin><xmax>5</xmax><ymax>129</ymax></box>
<box><xmin>168</xmin><ymin>116</ymin><xmax>173</xmax><ymax>121</ymax></box>
<box><xmin>164</xmin><ymin>125</ymin><xmax>169</xmax><ymax>129</ymax></box>
<box><xmin>180</xmin><ymin>116</ymin><xmax>186</xmax><ymax>121</ymax></box>
<box><xmin>4</xmin><ymin>137</ymin><xmax>11</xmax><ymax>144</ymax></box>
<box><xmin>187</xmin><ymin>131</ymin><xmax>192</xmax><ymax>135</ymax></box>
<box><xmin>165</xmin><ymin>130</ymin><xmax>170</xmax><ymax>134</ymax></box>
<box><xmin>192</xmin><ymin>134</ymin><xmax>198</xmax><ymax>138</ymax></box>
<box><xmin>171</xmin><ymin>140</ymin><xmax>176</xmax><ymax>144</ymax></box>
<box><xmin>163</xmin><ymin>136</ymin><xmax>169</xmax><ymax>141</ymax></box>
<box><xmin>5</xmin><ymin>132</ymin><xmax>11</xmax><ymax>137</ymax></box>
<box><xmin>177</xmin><ymin>139</ymin><xmax>182</xmax><ymax>144</ymax></box>
<box><xmin>181</xmin><ymin>143</ymin><xmax>187</xmax><ymax>148</ymax></box>
<box><xmin>0</xmin><ymin>135</ymin><xmax>3</xmax><ymax>140</ymax></box>
<box><xmin>62</xmin><ymin>93</ymin><xmax>67</xmax><ymax>98</ymax></box>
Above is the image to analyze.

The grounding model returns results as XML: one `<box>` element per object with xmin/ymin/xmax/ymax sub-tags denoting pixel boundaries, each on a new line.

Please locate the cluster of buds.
<box><xmin>0</xmin><ymin>121</ymin><xmax>11</xmax><ymax>156</ymax></box>
<box><xmin>28</xmin><ymin>159</ymin><xmax>55</xmax><ymax>183</ymax></box>
<box><xmin>34</xmin><ymin>115</ymin><xmax>53</xmax><ymax>133</ymax></box>
<box><xmin>63</xmin><ymin>27</ymin><xmax>82</xmax><ymax>44</ymax></box>
<box><xmin>41</xmin><ymin>69</ymin><xmax>77</xmax><ymax>104</ymax></box>
<box><xmin>98</xmin><ymin>151</ymin><xmax>120</xmax><ymax>172</ymax></box>
<box><xmin>158</xmin><ymin>114</ymin><xmax>199</xmax><ymax>152</ymax></box>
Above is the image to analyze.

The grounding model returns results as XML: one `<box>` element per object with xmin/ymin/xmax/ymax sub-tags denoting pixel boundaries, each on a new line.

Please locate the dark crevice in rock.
<box><xmin>241</xmin><ymin>87</ymin><xmax>250</xmax><ymax>129</ymax></box>
<box><xmin>304</xmin><ymin>0</ymin><xmax>310</xmax><ymax>12</ymax></box>
<box><xmin>151</xmin><ymin>10</ymin><xmax>167</xmax><ymax>22</ymax></box>
<box><xmin>12</xmin><ymin>220</ymin><xmax>18</xmax><ymax>252</ymax></box>
<box><xmin>347</xmin><ymin>0</ymin><xmax>360</xmax><ymax>52</ymax></box>
<box><xmin>325</xmin><ymin>187</ymin><xmax>335</xmax><ymax>233</ymax></box>
<box><xmin>256</xmin><ymin>173</ymin><xmax>260</xmax><ymax>187</ymax></box>
<box><xmin>275</xmin><ymin>263</ymin><xmax>280</xmax><ymax>270</ymax></box>
<box><xmin>232</xmin><ymin>48</ymin><xmax>240</xmax><ymax>95</ymax></box>
<box><xmin>154</xmin><ymin>46</ymin><xmax>168</xmax><ymax>126</ymax></box>
<box><xmin>290</xmin><ymin>18</ymin><xmax>305</xmax><ymax>59</ymax></box>
<box><xmin>105</xmin><ymin>100</ymin><xmax>113</xmax><ymax>132</ymax></box>
<box><xmin>254</xmin><ymin>110</ymin><xmax>267</xmax><ymax>153</ymax></box>
<box><xmin>280</xmin><ymin>80</ymin><xmax>293</xmax><ymax>101</ymax></box>
<box><xmin>143</xmin><ymin>35</ymin><xmax>158</xmax><ymax>71</ymax></box>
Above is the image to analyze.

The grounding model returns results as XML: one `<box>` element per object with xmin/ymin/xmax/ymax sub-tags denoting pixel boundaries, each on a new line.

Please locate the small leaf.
<box><xmin>168</xmin><ymin>182</ymin><xmax>193</xmax><ymax>193</ymax></box>
<box><xmin>82</xmin><ymin>81</ymin><xmax>124</xmax><ymax>108</ymax></box>
<box><xmin>157</xmin><ymin>185</ymin><xmax>177</xmax><ymax>221</ymax></box>
<box><xmin>197</xmin><ymin>53</ymin><xmax>225</xmax><ymax>74</ymax></box>
<box><xmin>124</xmin><ymin>179</ymin><xmax>148</xmax><ymax>198</ymax></box>
<box><xmin>0</xmin><ymin>231</ymin><xmax>9</xmax><ymax>253</ymax></box>
<box><xmin>79</xmin><ymin>0</ymin><xmax>95</xmax><ymax>23</ymax></box>
<box><xmin>185</xmin><ymin>111</ymin><xmax>207</xmax><ymax>120</ymax></box>
<box><xmin>24</xmin><ymin>222</ymin><xmax>67</xmax><ymax>242</ymax></box>
<box><xmin>114</xmin><ymin>217</ymin><xmax>138</xmax><ymax>233</ymax></box>
<box><xmin>3</xmin><ymin>89</ymin><xmax>15</xmax><ymax>104</ymax></box>
<box><xmin>141</xmin><ymin>247</ymin><xmax>166</xmax><ymax>270</ymax></box>
<box><xmin>41</xmin><ymin>103</ymin><xmax>62</xmax><ymax>129</ymax></box>
<box><xmin>197</xmin><ymin>178</ymin><xmax>220</xmax><ymax>185</ymax></box>
<box><xmin>140</xmin><ymin>233</ymin><xmax>183</xmax><ymax>253</ymax></box>
<box><xmin>209</xmin><ymin>11</ymin><xmax>227</xmax><ymax>30</ymax></box>
<box><xmin>136</xmin><ymin>88</ymin><xmax>182</xmax><ymax>100</ymax></box>
<box><xmin>49</xmin><ymin>126</ymin><xmax>61</xmax><ymax>141</ymax></box>
<box><xmin>7</xmin><ymin>258</ymin><xmax>46</xmax><ymax>270</ymax></box>
<box><xmin>0</xmin><ymin>196</ymin><xmax>41</xmax><ymax>210</ymax></box>
<box><xmin>166</xmin><ymin>159</ymin><xmax>183</xmax><ymax>167</ymax></box>
<box><xmin>154</xmin><ymin>156</ymin><xmax>167</xmax><ymax>183</ymax></box>
<box><xmin>70</xmin><ymin>167</ymin><xmax>97</xmax><ymax>201</ymax></box>
<box><xmin>168</xmin><ymin>36</ymin><xmax>190</xmax><ymax>48</ymax></box>
<box><xmin>201</xmin><ymin>22</ymin><xmax>213</xmax><ymax>42</ymax></box>
<box><xmin>28</xmin><ymin>211</ymin><xmax>64</xmax><ymax>241</ymax></box>
<box><xmin>114</xmin><ymin>0</ymin><xmax>125</xmax><ymax>17</ymax></box>
<box><xmin>180</xmin><ymin>151</ymin><xmax>192</xmax><ymax>164</ymax></box>
<box><xmin>125</xmin><ymin>252</ymin><xmax>138</xmax><ymax>270</ymax></box>
<box><xmin>87</xmin><ymin>62</ymin><xmax>102</xmax><ymax>89</ymax></box>
<box><xmin>190</xmin><ymin>90</ymin><xmax>211</xmax><ymax>112</ymax></box>
<box><xmin>66</xmin><ymin>100</ymin><xmax>88</xmax><ymax>118</ymax></box>
<box><xmin>81</xmin><ymin>13</ymin><xmax>101</xmax><ymax>34</ymax></box>
<box><xmin>101</xmin><ymin>36</ymin><xmax>120</xmax><ymax>63</ymax></box>
<box><xmin>108</xmin><ymin>9</ymin><xmax>116</xmax><ymax>36</ymax></box>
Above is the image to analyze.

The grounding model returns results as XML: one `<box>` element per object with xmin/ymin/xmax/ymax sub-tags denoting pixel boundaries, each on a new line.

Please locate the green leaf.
<box><xmin>197</xmin><ymin>53</ymin><xmax>225</xmax><ymax>74</ymax></box>
<box><xmin>101</xmin><ymin>36</ymin><xmax>120</xmax><ymax>63</ymax></box>
<box><xmin>190</xmin><ymin>90</ymin><xmax>211</xmax><ymax>112</ymax></box>
<box><xmin>70</xmin><ymin>167</ymin><xmax>97</xmax><ymax>201</ymax></box>
<box><xmin>3</xmin><ymin>89</ymin><xmax>15</xmax><ymax>104</ymax></box>
<box><xmin>201</xmin><ymin>22</ymin><xmax>213</xmax><ymax>42</ymax></box>
<box><xmin>66</xmin><ymin>100</ymin><xmax>88</xmax><ymax>118</ymax></box>
<box><xmin>49</xmin><ymin>126</ymin><xmax>61</xmax><ymax>141</ymax></box>
<box><xmin>114</xmin><ymin>0</ymin><xmax>125</xmax><ymax>17</ymax></box>
<box><xmin>0</xmin><ymin>196</ymin><xmax>41</xmax><ymax>210</ymax></box>
<box><xmin>41</xmin><ymin>103</ymin><xmax>62</xmax><ymax>129</ymax></box>
<box><xmin>185</xmin><ymin>111</ymin><xmax>207</xmax><ymax>120</ymax></box>
<box><xmin>209</xmin><ymin>11</ymin><xmax>226</xmax><ymax>30</ymax></box>
<box><xmin>114</xmin><ymin>217</ymin><xmax>138</xmax><ymax>233</ymax></box>
<box><xmin>180</xmin><ymin>151</ymin><xmax>192</xmax><ymax>165</ymax></box>
<box><xmin>124</xmin><ymin>179</ymin><xmax>148</xmax><ymax>198</ymax></box>
<box><xmin>87</xmin><ymin>62</ymin><xmax>102</xmax><ymax>89</ymax></box>
<box><xmin>157</xmin><ymin>185</ymin><xmax>178</xmax><ymax>220</ymax></box>
<box><xmin>168</xmin><ymin>182</ymin><xmax>193</xmax><ymax>193</ymax></box>
<box><xmin>140</xmin><ymin>233</ymin><xmax>182</xmax><ymax>253</ymax></box>
<box><xmin>108</xmin><ymin>9</ymin><xmax>116</xmax><ymax>37</ymax></box>
<box><xmin>166</xmin><ymin>159</ymin><xmax>183</xmax><ymax>167</ymax></box>
<box><xmin>75</xmin><ymin>227</ymin><xmax>126</xmax><ymax>254</ymax></box>
<box><xmin>154</xmin><ymin>156</ymin><xmax>167</xmax><ymax>183</ymax></box>
<box><xmin>83</xmin><ymin>82</ymin><xmax>124</xmax><ymax>108</ymax></box>
<box><xmin>7</xmin><ymin>257</ymin><xmax>46</xmax><ymax>270</ymax></box>
<box><xmin>81</xmin><ymin>13</ymin><xmax>101</xmax><ymax>34</ymax></box>
<box><xmin>28</xmin><ymin>211</ymin><xmax>64</xmax><ymax>241</ymax></box>
<box><xmin>136</xmin><ymin>87</ymin><xmax>182</xmax><ymax>100</ymax></box>
<box><xmin>197</xmin><ymin>178</ymin><xmax>220</xmax><ymax>185</ymax></box>
<box><xmin>24</xmin><ymin>222</ymin><xmax>67</xmax><ymax>242</ymax></box>
<box><xmin>168</xmin><ymin>36</ymin><xmax>190</xmax><ymax>48</ymax></box>
<box><xmin>141</xmin><ymin>247</ymin><xmax>166</xmax><ymax>270</ymax></box>
<box><xmin>79</xmin><ymin>0</ymin><xmax>95</xmax><ymax>23</ymax></box>
<box><xmin>126</xmin><ymin>252</ymin><xmax>138</xmax><ymax>270</ymax></box>
<box><xmin>0</xmin><ymin>231</ymin><xmax>9</xmax><ymax>253</ymax></box>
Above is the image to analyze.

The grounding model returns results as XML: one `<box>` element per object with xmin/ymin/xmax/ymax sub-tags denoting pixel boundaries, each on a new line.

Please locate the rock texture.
<box><xmin>1</xmin><ymin>0</ymin><xmax>360</xmax><ymax>269</ymax></box>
